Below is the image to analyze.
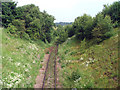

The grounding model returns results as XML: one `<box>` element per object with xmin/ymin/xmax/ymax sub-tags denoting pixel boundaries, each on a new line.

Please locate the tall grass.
<box><xmin>58</xmin><ymin>27</ymin><xmax>119</xmax><ymax>88</ymax></box>
<box><xmin>1</xmin><ymin>28</ymin><xmax>47</xmax><ymax>88</ymax></box>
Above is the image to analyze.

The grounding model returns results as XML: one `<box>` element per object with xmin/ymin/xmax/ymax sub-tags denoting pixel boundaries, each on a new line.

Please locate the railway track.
<box><xmin>42</xmin><ymin>45</ymin><xmax>58</xmax><ymax>88</ymax></box>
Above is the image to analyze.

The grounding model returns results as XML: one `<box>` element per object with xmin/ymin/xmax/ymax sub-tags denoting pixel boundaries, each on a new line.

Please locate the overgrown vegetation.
<box><xmin>1</xmin><ymin>28</ymin><xmax>48</xmax><ymax>88</ymax></box>
<box><xmin>54</xmin><ymin>1</ymin><xmax>120</xmax><ymax>44</ymax></box>
<box><xmin>1</xmin><ymin>0</ymin><xmax>119</xmax><ymax>88</ymax></box>
<box><xmin>2</xmin><ymin>2</ymin><xmax>55</xmax><ymax>42</ymax></box>
<box><xmin>58</xmin><ymin>27</ymin><xmax>119</xmax><ymax>88</ymax></box>
<box><xmin>2</xmin><ymin>1</ymin><xmax>120</xmax><ymax>44</ymax></box>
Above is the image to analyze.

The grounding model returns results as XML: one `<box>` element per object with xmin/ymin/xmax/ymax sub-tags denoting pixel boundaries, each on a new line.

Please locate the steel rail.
<box><xmin>42</xmin><ymin>45</ymin><xmax>58</xmax><ymax>89</ymax></box>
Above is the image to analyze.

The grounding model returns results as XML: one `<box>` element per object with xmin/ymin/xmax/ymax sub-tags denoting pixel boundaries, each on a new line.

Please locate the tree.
<box><xmin>55</xmin><ymin>25</ymin><xmax>68</xmax><ymax>44</ymax></box>
<box><xmin>102</xmin><ymin>1</ymin><xmax>120</xmax><ymax>25</ymax></box>
<box><xmin>72</xmin><ymin>14</ymin><xmax>94</xmax><ymax>40</ymax></box>
<box><xmin>64</xmin><ymin>25</ymin><xmax>75</xmax><ymax>37</ymax></box>
<box><xmin>92</xmin><ymin>14</ymin><xmax>113</xmax><ymax>43</ymax></box>
<box><xmin>15</xmin><ymin>4</ymin><xmax>55</xmax><ymax>42</ymax></box>
<box><xmin>2</xmin><ymin>1</ymin><xmax>17</xmax><ymax>27</ymax></box>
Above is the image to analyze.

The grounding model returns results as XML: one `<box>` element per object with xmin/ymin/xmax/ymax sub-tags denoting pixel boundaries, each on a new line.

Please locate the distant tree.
<box><xmin>55</xmin><ymin>25</ymin><xmax>68</xmax><ymax>44</ymax></box>
<box><xmin>41</xmin><ymin>11</ymin><xmax>55</xmax><ymax>42</ymax></box>
<box><xmin>64</xmin><ymin>25</ymin><xmax>75</xmax><ymax>37</ymax></box>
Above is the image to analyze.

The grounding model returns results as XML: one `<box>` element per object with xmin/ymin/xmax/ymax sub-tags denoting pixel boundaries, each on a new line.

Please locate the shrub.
<box><xmin>68</xmin><ymin>70</ymin><xmax>81</xmax><ymax>81</ymax></box>
<box><xmin>64</xmin><ymin>25</ymin><xmax>75</xmax><ymax>37</ymax></box>
<box><xmin>12</xmin><ymin>19</ymin><xmax>26</xmax><ymax>38</ymax></box>
<box><xmin>55</xmin><ymin>25</ymin><xmax>68</xmax><ymax>44</ymax></box>
<box><xmin>92</xmin><ymin>14</ymin><xmax>113</xmax><ymax>43</ymax></box>
<box><xmin>7</xmin><ymin>23</ymin><xmax>17</xmax><ymax>34</ymax></box>
<box><xmin>72</xmin><ymin>14</ymin><xmax>94</xmax><ymax>40</ymax></box>
<box><xmin>22</xmin><ymin>32</ymin><xmax>31</xmax><ymax>40</ymax></box>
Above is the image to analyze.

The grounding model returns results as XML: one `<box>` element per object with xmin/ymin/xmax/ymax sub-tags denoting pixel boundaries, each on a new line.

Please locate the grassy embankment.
<box><xmin>58</xmin><ymin>27</ymin><xmax>119</xmax><ymax>88</ymax></box>
<box><xmin>1</xmin><ymin>28</ymin><xmax>49</xmax><ymax>88</ymax></box>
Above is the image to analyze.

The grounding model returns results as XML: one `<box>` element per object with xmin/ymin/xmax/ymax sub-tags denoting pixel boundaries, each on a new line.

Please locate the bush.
<box><xmin>92</xmin><ymin>14</ymin><xmax>113</xmax><ymax>43</ymax></box>
<box><xmin>64</xmin><ymin>25</ymin><xmax>75</xmax><ymax>37</ymax></box>
<box><xmin>11</xmin><ymin>19</ymin><xmax>26</xmax><ymax>38</ymax></box>
<box><xmin>7</xmin><ymin>23</ymin><xmax>17</xmax><ymax>34</ymax></box>
<box><xmin>68</xmin><ymin>70</ymin><xmax>81</xmax><ymax>81</ymax></box>
<box><xmin>73</xmin><ymin>14</ymin><xmax>94</xmax><ymax>40</ymax></box>
<box><xmin>22</xmin><ymin>32</ymin><xmax>31</xmax><ymax>40</ymax></box>
<box><xmin>55</xmin><ymin>25</ymin><xmax>68</xmax><ymax>44</ymax></box>
<box><xmin>7</xmin><ymin>20</ymin><xmax>31</xmax><ymax>40</ymax></box>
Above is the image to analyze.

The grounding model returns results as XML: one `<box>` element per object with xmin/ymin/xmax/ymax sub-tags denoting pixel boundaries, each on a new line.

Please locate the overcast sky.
<box><xmin>13</xmin><ymin>0</ymin><xmax>118</xmax><ymax>22</ymax></box>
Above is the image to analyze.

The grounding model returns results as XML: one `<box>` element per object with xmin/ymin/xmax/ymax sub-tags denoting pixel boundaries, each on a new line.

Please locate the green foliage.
<box><xmin>58</xmin><ymin>29</ymin><xmax>118</xmax><ymax>88</ymax></box>
<box><xmin>92</xmin><ymin>14</ymin><xmax>113</xmax><ymax>43</ymax></box>
<box><xmin>7</xmin><ymin>24</ymin><xmax>17</xmax><ymax>35</ymax></box>
<box><xmin>73</xmin><ymin>14</ymin><xmax>94</xmax><ymax>40</ymax></box>
<box><xmin>68</xmin><ymin>70</ymin><xmax>81</xmax><ymax>81</ymax></box>
<box><xmin>102</xmin><ymin>1</ymin><xmax>120</xmax><ymax>25</ymax></box>
<box><xmin>3</xmin><ymin>2</ymin><xmax>55</xmax><ymax>42</ymax></box>
<box><xmin>2</xmin><ymin>1</ymin><xmax>17</xmax><ymax>27</ymax></box>
<box><xmin>2</xmin><ymin>28</ymin><xmax>47</xmax><ymax>88</ymax></box>
<box><xmin>7</xmin><ymin>19</ymin><xmax>31</xmax><ymax>40</ymax></box>
<box><xmin>55</xmin><ymin>25</ymin><xmax>68</xmax><ymax>44</ymax></box>
<box><xmin>64</xmin><ymin>25</ymin><xmax>75</xmax><ymax>37</ymax></box>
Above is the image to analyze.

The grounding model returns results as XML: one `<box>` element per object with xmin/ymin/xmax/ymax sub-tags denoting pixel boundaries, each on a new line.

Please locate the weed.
<box><xmin>1</xmin><ymin>28</ymin><xmax>47</xmax><ymax>88</ymax></box>
<box><xmin>58</xmin><ymin>27</ymin><xmax>118</xmax><ymax>88</ymax></box>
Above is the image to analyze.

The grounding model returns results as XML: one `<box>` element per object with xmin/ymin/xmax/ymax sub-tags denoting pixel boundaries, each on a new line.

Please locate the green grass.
<box><xmin>0</xmin><ymin>28</ymin><xmax>2</xmax><ymax>89</ymax></box>
<box><xmin>58</xmin><ymin>27</ymin><xmax>119</xmax><ymax>88</ymax></box>
<box><xmin>1</xmin><ymin>28</ymin><xmax>48</xmax><ymax>88</ymax></box>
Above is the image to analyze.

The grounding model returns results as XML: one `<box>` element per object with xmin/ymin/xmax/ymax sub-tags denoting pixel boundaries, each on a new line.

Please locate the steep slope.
<box><xmin>1</xmin><ymin>28</ymin><xmax>47</xmax><ymax>88</ymax></box>
<box><xmin>58</xmin><ymin>28</ymin><xmax>119</xmax><ymax>88</ymax></box>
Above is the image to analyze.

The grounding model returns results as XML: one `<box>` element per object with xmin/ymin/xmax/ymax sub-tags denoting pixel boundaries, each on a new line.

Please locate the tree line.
<box><xmin>2</xmin><ymin>1</ymin><xmax>120</xmax><ymax>44</ymax></box>
<box><xmin>55</xmin><ymin>1</ymin><xmax>120</xmax><ymax>44</ymax></box>
<box><xmin>2</xmin><ymin>1</ymin><xmax>55</xmax><ymax>43</ymax></box>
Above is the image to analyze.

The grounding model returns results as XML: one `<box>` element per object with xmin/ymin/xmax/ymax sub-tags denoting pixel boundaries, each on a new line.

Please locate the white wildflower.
<box><xmin>82</xmin><ymin>62</ymin><xmax>85</xmax><ymax>65</ymax></box>
<box><xmin>15</xmin><ymin>62</ymin><xmax>21</xmax><ymax>66</ymax></box>
<box><xmin>89</xmin><ymin>58</ymin><xmax>92</xmax><ymax>61</ymax></box>
<box><xmin>86</xmin><ymin>61</ymin><xmax>89</xmax><ymax>64</ymax></box>
<box><xmin>0</xmin><ymin>80</ymin><xmax>3</xmax><ymax>85</ymax></box>
<box><xmin>9</xmin><ymin>57</ymin><xmax>13</xmax><ymax>61</ymax></box>
<box><xmin>74</xmin><ymin>77</ymin><xmax>81</xmax><ymax>82</ymax></box>
<box><xmin>27</xmin><ymin>64</ymin><xmax>31</xmax><ymax>69</ymax></box>
<box><xmin>80</xmin><ymin>57</ymin><xmax>83</xmax><ymax>60</ymax></box>
<box><xmin>33</xmin><ymin>60</ymin><xmax>35</xmax><ymax>63</ymax></box>
<box><xmin>115</xmin><ymin>34</ymin><xmax>118</xmax><ymax>37</ymax></box>
<box><xmin>86</xmin><ymin>63</ymin><xmax>88</xmax><ymax>67</ymax></box>
<box><xmin>25</xmin><ymin>69</ymin><xmax>29</xmax><ymax>72</ymax></box>
<box><xmin>15</xmin><ymin>81</ymin><xmax>20</xmax><ymax>84</ymax></box>
<box><xmin>23</xmin><ymin>65</ymin><xmax>25</xmax><ymax>68</ymax></box>
<box><xmin>0</xmin><ymin>56</ymin><xmax>2</xmax><ymax>59</ymax></box>
<box><xmin>7</xmin><ymin>83</ymin><xmax>13</xmax><ymax>88</ymax></box>
<box><xmin>30</xmin><ymin>44</ymin><xmax>38</xmax><ymax>50</ymax></box>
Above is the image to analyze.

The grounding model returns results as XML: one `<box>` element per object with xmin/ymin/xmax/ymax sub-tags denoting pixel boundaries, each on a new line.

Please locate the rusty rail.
<box><xmin>42</xmin><ymin>45</ymin><xmax>58</xmax><ymax>89</ymax></box>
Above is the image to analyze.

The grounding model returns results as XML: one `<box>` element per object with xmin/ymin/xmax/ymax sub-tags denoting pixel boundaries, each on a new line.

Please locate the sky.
<box><xmin>13</xmin><ymin>0</ymin><xmax>118</xmax><ymax>22</ymax></box>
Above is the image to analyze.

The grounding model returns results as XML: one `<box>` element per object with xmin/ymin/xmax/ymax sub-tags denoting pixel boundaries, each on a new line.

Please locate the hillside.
<box><xmin>55</xmin><ymin>22</ymin><xmax>73</xmax><ymax>26</ymax></box>
<box><xmin>58</xmin><ymin>27</ymin><xmax>119</xmax><ymax>88</ymax></box>
<box><xmin>1</xmin><ymin>28</ymin><xmax>48</xmax><ymax>88</ymax></box>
